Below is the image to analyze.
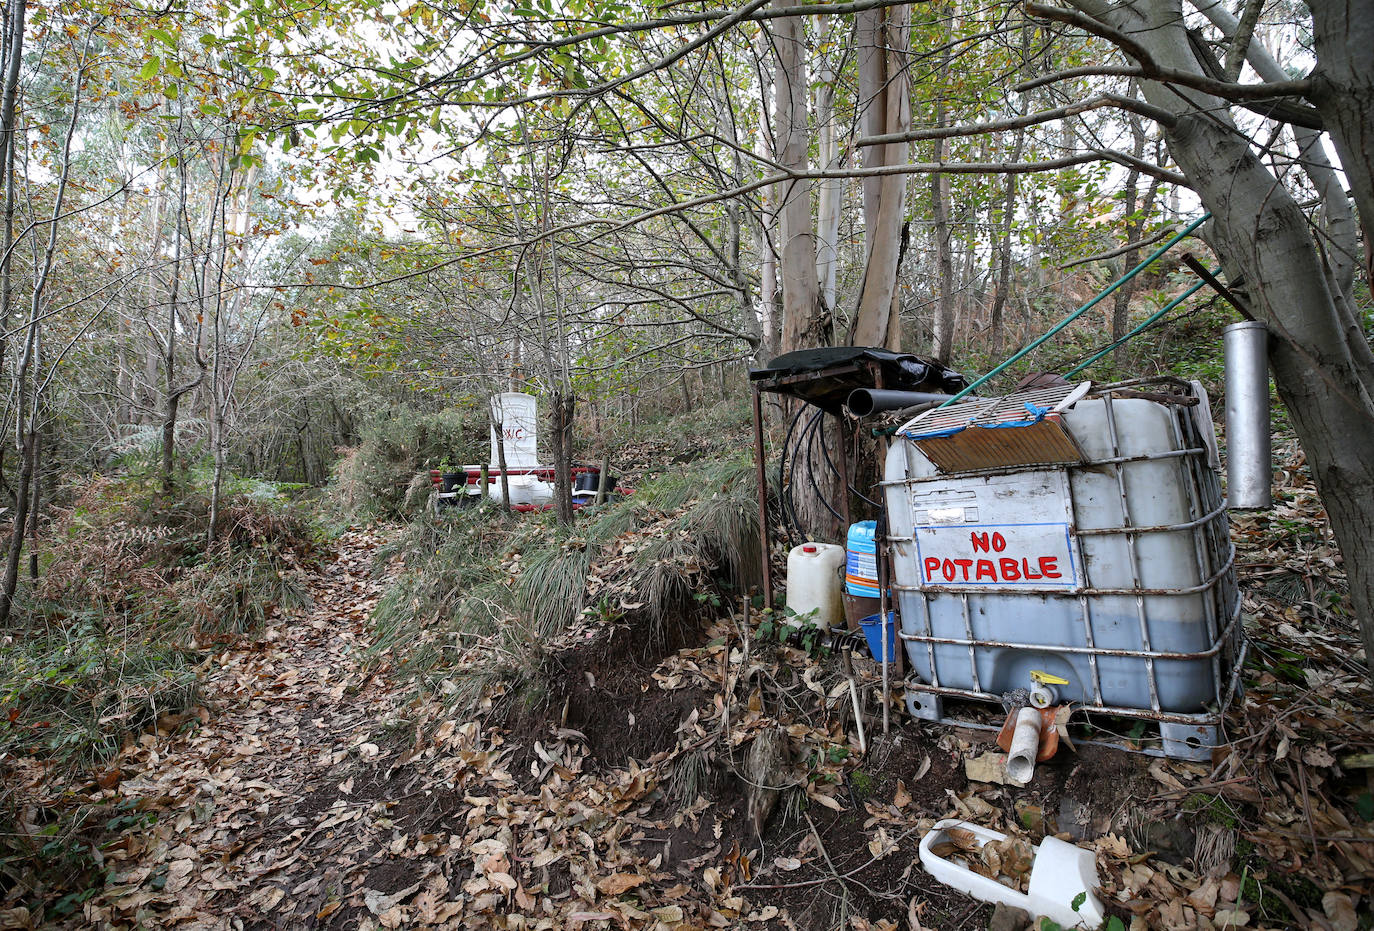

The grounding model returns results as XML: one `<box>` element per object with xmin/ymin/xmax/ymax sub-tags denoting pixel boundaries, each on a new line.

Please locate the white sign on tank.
<box><xmin>490</xmin><ymin>392</ymin><xmax>540</xmax><ymax>468</ymax></box>
<box><xmin>908</xmin><ymin>470</ymin><xmax>1081</xmax><ymax>590</ymax></box>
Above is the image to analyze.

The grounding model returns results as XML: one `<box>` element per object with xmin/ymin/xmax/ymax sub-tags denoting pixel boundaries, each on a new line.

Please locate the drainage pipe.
<box><xmin>845</xmin><ymin>389</ymin><xmax>952</xmax><ymax>418</ymax></box>
<box><xmin>1005</xmin><ymin>707</ymin><xmax>1042</xmax><ymax>784</ymax></box>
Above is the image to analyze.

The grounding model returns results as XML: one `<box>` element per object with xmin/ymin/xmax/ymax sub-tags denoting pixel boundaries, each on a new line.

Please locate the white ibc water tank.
<box><xmin>490</xmin><ymin>392</ymin><xmax>540</xmax><ymax>468</ymax></box>
<box><xmin>786</xmin><ymin>542</ymin><xmax>845</xmax><ymax>629</ymax></box>
<box><xmin>883</xmin><ymin>380</ymin><xmax>1241</xmax><ymax>760</ymax></box>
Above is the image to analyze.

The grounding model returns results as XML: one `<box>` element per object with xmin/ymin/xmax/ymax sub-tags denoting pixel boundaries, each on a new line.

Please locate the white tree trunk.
<box><xmin>850</xmin><ymin>4</ymin><xmax>911</xmax><ymax>349</ymax></box>
<box><xmin>814</xmin><ymin>15</ymin><xmax>841</xmax><ymax>317</ymax></box>
<box><xmin>772</xmin><ymin>0</ymin><xmax>822</xmax><ymax>351</ymax></box>
<box><xmin>753</xmin><ymin>30</ymin><xmax>780</xmax><ymax>359</ymax></box>
<box><xmin>1065</xmin><ymin>0</ymin><xmax>1374</xmax><ymax>677</ymax></box>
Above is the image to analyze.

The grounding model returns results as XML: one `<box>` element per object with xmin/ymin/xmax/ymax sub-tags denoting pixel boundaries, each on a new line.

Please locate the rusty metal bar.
<box><xmin>959</xmin><ymin>592</ymin><xmax>981</xmax><ymax>692</ymax></box>
<box><xmin>1097</xmin><ymin>375</ymin><xmax>1196</xmax><ymax>394</ymax></box>
<box><xmin>1072</xmin><ymin>502</ymin><xmax>1226</xmax><ymax>535</ymax></box>
<box><xmin>1065</xmin><ymin>475</ymin><xmax>1105</xmax><ymax>705</ymax></box>
<box><xmin>895</xmin><ymin>598</ymin><xmax>1241</xmax><ymax>662</ymax></box>
<box><xmin>895</xmin><ymin>630</ymin><xmax>1233</xmax><ymax>662</ymax></box>
<box><xmin>884</xmin><ymin>501</ymin><xmax>1226</xmax><ymax>541</ymax></box>
<box><xmin>836</xmin><ymin>416</ymin><xmax>852</xmax><ymax>530</ymax></box>
<box><xmin>1172</xmin><ymin>400</ymin><xmax>1228</xmax><ymax>708</ymax></box>
<box><xmin>918</xmin><ymin>589</ymin><xmax>939</xmax><ymax>688</ymax></box>
<box><xmin>752</xmin><ymin>383</ymin><xmax>773</xmax><ymax>612</ymax></box>
<box><xmin>897</xmin><ymin>680</ymin><xmax>1233</xmax><ymax>727</ymax></box>
<box><xmin>1102</xmin><ymin>389</ymin><xmax>1162</xmax><ymax>712</ymax></box>
<box><xmin>880</xmin><ymin>446</ymin><xmax>1208</xmax><ymax>489</ymax></box>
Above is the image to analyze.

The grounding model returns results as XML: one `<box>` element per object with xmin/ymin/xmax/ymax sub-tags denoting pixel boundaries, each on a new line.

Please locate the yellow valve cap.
<box><xmin>1030</xmin><ymin>669</ymin><xmax>1069</xmax><ymax>686</ymax></box>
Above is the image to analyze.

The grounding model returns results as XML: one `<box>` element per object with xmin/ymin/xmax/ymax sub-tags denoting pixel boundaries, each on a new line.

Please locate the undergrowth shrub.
<box><xmin>0</xmin><ymin>768</ymin><xmax>109</xmax><ymax>922</ymax></box>
<box><xmin>0</xmin><ymin>618</ymin><xmax>201</xmax><ymax>764</ymax></box>
<box><xmin>2</xmin><ymin>475</ymin><xmax>315</xmax><ymax>768</ymax></box>
<box><xmin>585</xmin><ymin>396</ymin><xmax>753</xmax><ymax>463</ymax></box>
<box><xmin>368</xmin><ymin>454</ymin><xmax>761</xmax><ymax>718</ymax></box>
<box><xmin>328</xmin><ymin>404</ymin><xmax>487</xmax><ymax>520</ymax></box>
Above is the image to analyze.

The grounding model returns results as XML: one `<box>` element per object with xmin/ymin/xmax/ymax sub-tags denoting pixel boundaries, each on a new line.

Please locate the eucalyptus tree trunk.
<box><xmin>206</xmin><ymin>157</ymin><xmax>257</xmax><ymax>550</ymax></box>
<box><xmin>495</xmin><ymin>425</ymin><xmax>511</xmax><ymax>515</ymax></box>
<box><xmin>772</xmin><ymin>0</ymin><xmax>824</xmax><ymax>351</ymax></box>
<box><xmin>708</xmin><ymin>72</ymin><xmax>755</xmax><ymax>338</ymax></box>
<box><xmin>929</xmin><ymin>93</ymin><xmax>955</xmax><ymax>363</ymax></box>
<box><xmin>195</xmin><ymin>125</ymin><xmax>238</xmax><ymax>549</ymax></box>
<box><xmin>752</xmin><ymin>30</ymin><xmax>779</xmax><ymax>359</ymax></box>
<box><xmin>770</xmin><ymin>3</ymin><xmax>845</xmax><ymax>541</ymax></box>
<box><xmin>1110</xmin><ymin>115</ymin><xmax>1160</xmax><ymax>368</ymax></box>
<box><xmin>814</xmin><ymin>15</ymin><xmax>841</xmax><ymax>317</ymax></box>
<box><xmin>850</xmin><ymin>3</ymin><xmax>911</xmax><ymax>349</ymax></box>
<box><xmin>549</xmin><ymin>391</ymin><xmax>574</xmax><ymax>527</ymax></box>
<box><xmin>0</xmin><ymin>0</ymin><xmax>24</xmax><ymax>507</ymax></box>
<box><xmin>160</xmin><ymin>157</ymin><xmax>192</xmax><ymax>498</ymax></box>
<box><xmin>988</xmin><ymin>123</ymin><xmax>1025</xmax><ymax>355</ymax></box>
<box><xmin>126</xmin><ymin>136</ymin><xmax>168</xmax><ymax>429</ymax></box>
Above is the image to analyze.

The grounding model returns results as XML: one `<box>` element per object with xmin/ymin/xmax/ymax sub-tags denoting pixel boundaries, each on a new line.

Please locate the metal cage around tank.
<box><xmin>882</xmin><ymin>377</ymin><xmax>1245</xmax><ymax>760</ymax></box>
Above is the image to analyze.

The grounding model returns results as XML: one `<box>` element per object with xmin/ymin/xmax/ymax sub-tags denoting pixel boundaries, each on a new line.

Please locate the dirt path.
<box><xmin>82</xmin><ymin>526</ymin><xmax>407</xmax><ymax>928</ymax></box>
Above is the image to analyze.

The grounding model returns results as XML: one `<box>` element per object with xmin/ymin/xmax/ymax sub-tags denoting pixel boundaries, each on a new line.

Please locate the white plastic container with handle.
<box><xmin>786</xmin><ymin>542</ymin><xmax>845</xmax><ymax>629</ymax></box>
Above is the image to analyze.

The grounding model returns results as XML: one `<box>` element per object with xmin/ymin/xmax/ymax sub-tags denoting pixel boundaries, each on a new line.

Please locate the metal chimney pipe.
<box><xmin>845</xmin><ymin>388</ymin><xmax>951</xmax><ymax>418</ymax></box>
<box><xmin>1224</xmin><ymin>321</ymin><xmax>1272</xmax><ymax>509</ymax></box>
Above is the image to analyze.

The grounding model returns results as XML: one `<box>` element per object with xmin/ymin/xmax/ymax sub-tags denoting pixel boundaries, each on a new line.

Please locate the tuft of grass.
<box><xmin>368</xmin><ymin>506</ymin><xmax>533</xmax><ymax>666</ymax></box>
<box><xmin>0</xmin><ymin>617</ymin><xmax>201</xmax><ymax>766</ymax></box>
<box><xmin>168</xmin><ymin>550</ymin><xmax>312</xmax><ymax>640</ymax></box>
<box><xmin>671</xmin><ymin>748</ymin><xmax>715</xmax><ymax>802</ymax></box>
<box><xmin>629</xmin><ymin>457</ymin><xmax>760</xmax><ymax>647</ymax></box>
<box><xmin>518</xmin><ymin>539</ymin><xmax>596</xmax><ymax>638</ymax></box>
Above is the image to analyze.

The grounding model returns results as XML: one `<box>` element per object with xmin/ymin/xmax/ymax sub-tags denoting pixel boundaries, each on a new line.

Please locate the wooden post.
<box><xmin>595</xmin><ymin>455</ymin><xmax>610</xmax><ymax>505</ymax></box>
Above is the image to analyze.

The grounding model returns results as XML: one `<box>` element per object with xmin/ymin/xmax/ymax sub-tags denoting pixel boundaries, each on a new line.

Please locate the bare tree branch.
<box><xmin>1021</xmin><ymin>2</ymin><xmax>1310</xmax><ymax>101</ymax></box>
<box><xmin>855</xmin><ymin>91</ymin><xmax>1177</xmax><ymax>147</ymax></box>
<box><xmin>1223</xmin><ymin>0</ymin><xmax>1265</xmax><ymax>81</ymax></box>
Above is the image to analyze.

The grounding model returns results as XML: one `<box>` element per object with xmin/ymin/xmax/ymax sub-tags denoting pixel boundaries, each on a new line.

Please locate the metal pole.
<box><xmin>940</xmin><ymin>213</ymin><xmax>1212</xmax><ymax>407</ymax></box>
<box><xmin>1224</xmin><ymin>321</ymin><xmax>1272</xmax><ymax>509</ymax></box>
<box><xmin>836</xmin><ymin>415</ymin><xmax>851</xmax><ymax>531</ymax></box>
<box><xmin>752</xmin><ymin>384</ymin><xmax>774</xmax><ymax>611</ymax></box>
<box><xmin>877</xmin><ymin>511</ymin><xmax>890</xmax><ymax>737</ymax></box>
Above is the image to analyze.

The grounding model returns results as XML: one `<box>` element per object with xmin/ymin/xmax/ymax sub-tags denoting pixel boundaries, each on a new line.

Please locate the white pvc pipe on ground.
<box><xmin>1006</xmin><ymin>707</ymin><xmax>1042</xmax><ymax>784</ymax></box>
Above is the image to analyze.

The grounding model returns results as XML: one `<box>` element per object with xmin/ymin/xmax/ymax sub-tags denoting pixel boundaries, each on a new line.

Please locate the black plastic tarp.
<box><xmin>749</xmin><ymin>346</ymin><xmax>967</xmax><ymax>414</ymax></box>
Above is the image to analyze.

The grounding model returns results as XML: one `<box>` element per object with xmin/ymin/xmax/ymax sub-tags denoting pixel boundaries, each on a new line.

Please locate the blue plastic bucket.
<box><xmin>846</xmin><ymin>521</ymin><xmax>881</xmax><ymax>597</ymax></box>
<box><xmin>859</xmin><ymin>611</ymin><xmax>897</xmax><ymax>664</ymax></box>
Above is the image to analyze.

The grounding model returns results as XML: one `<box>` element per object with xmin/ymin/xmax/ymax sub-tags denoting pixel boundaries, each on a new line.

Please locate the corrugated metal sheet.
<box><xmin>913</xmin><ymin>417</ymin><xmax>1083</xmax><ymax>472</ymax></box>
<box><xmin>903</xmin><ymin>382</ymin><xmax>1089</xmax><ymax>473</ymax></box>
